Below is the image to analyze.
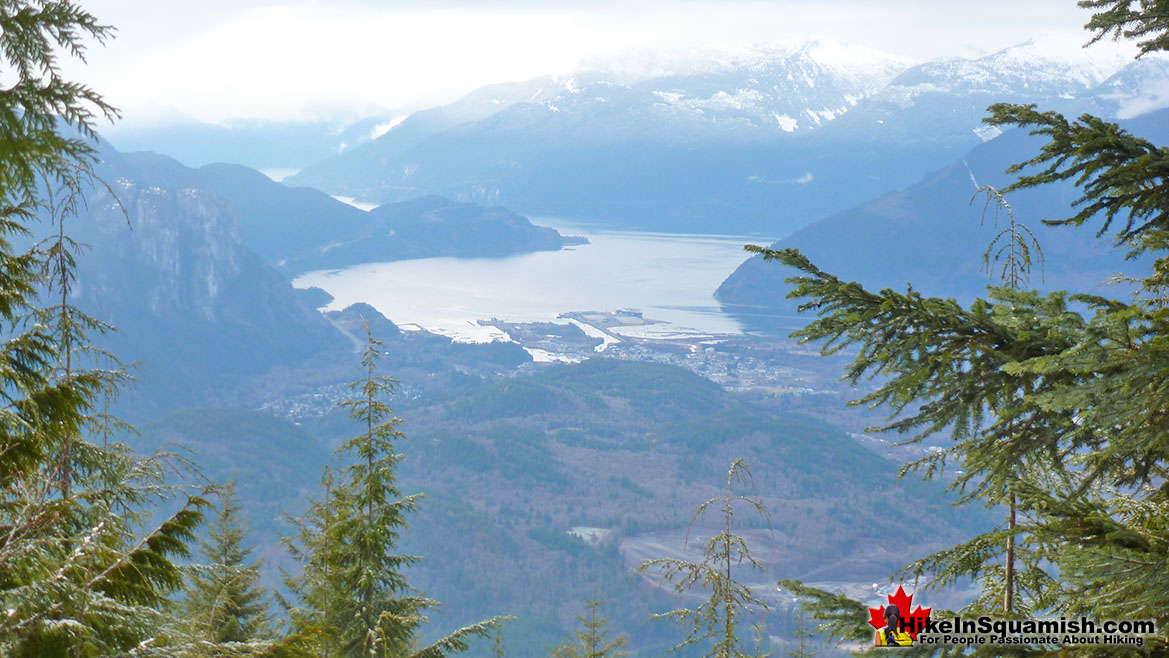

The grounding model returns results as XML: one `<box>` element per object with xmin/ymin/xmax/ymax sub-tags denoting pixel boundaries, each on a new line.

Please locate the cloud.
<box><xmin>70</xmin><ymin>0</ymin><xmax>1105</xmax><ymax>124</ymax></box>
<box><xmin>366</xmin><ymin>116</ymin><xmax>407</xmax><ymax>141</ymax></box>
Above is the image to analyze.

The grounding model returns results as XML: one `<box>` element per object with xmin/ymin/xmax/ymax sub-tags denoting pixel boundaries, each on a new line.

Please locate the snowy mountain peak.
<box><xmin>1091</xmin><ymin>51</ymin><xmax>1169</xmax><ymax>119</ymax></box>
<box><xmin>980</xmin><ymin>34</ymin><xmax>1135</xmax><ymax>86</ymax></box>
<box><xmin>577</xmin><ymin>40</ymin><xmax>916</xmax><ymax>86</ymax></box>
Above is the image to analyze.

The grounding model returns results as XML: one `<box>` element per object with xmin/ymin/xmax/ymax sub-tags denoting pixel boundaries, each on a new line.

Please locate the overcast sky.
<box><xmin>70</xmin><ymin>0</ymin><xmax>1114</xmax><ymax>126</ymax></box>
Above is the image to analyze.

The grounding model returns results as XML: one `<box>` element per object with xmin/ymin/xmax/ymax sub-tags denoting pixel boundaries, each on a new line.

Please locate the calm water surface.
<box><xmin>292</xmin><ymin>220</ymin><xmax>770</xmax><ymax>342</ymax></box>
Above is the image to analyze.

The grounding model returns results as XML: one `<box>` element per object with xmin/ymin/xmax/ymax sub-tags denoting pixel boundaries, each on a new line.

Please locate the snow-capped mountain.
<box><xmin>714</xmin><ymin>105</ymin><xmax>1169</xmax><ymax>334</ymax></box>
<box><xmin>1089</xmin><ymin>52</ymin><xmax>1169</xmax><ymax>119</ymax></box>
<box><xmin>562</xmin><ymin>40</ymin><xmax>917</xmax><ymax>137</ymax></box>
<box><xmin>819</xmin><ymin>36</ymin><xmax>1134</xmax><ymax>146</ymax></box>
<box><xmin>288</xmin><ymin>38</ymin><xmax>1160</xmax><ymax>235</ymax></box>
<box><xmin>338</xmin><ymin>39</ymin><xmax>913</xmax><ymax>150</ymax></box>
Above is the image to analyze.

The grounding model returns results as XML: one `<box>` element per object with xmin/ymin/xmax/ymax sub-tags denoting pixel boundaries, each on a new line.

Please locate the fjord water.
<box><xmin>293</xmin><ymin>220</ymin><xmax>770</xmax><ymax>342</ymax></box>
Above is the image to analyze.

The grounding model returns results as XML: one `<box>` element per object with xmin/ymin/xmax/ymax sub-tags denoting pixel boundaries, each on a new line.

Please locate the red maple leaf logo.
<box><xmin>867</xmin><ymin>585</ymin><xmax>931</xmax><ymax>640</ymax></box>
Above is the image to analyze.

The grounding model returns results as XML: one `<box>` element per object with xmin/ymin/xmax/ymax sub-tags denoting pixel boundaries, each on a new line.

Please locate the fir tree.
<box><xmin>785</xmin><ymin>609</ymin><xmax>814</xmax><ymax>658</ymax></box>
<box><xmin>182</xmin><ymin>480</ymin><xmax>272</xmax><ymax>651</ymax></box>
<box><xmin>333</xmin><ymin>326</ymin><xmax>423</xmax><ymax>656</ymax></box>
<box><xmin>492</xmin><ymin>627</ymin><xmax>506</xmax><ymax>658</ymax></box>
<box><xmin>550</xmin><ymin>596</ymin><xmax>629</xmax><ymax>658</ymax></box>
<box><xmin>283</xmin><ymin>323</ymin><xmax>505</xmax><ymax>658</ymax></box>
<box><xmin>1080</xmin><ymin>0</ymin><xmax>1169</xmax><ymax>57</ymax></box>
<box><xmin>281</xmin><ymin>460</ymin><xmax>347</xmax><ymax>656</ymax></box>
<box><xmin>972</xmin><ymin>184</ymin><xmax>1047</xmax><ymax>615</ymax></box>
<box><xmin>0</xmin><ymin>2</ymin><xmax>212</xmax><ymax>655</ymax></box>
<box><xmin>0</xmin><ymin>0</ymin><xmax>118</xmax><ymax>201</ymax></box>
<box><xmin>638</xmin><ymin>459</ymin><xmax>773</xmax><ymax>658</ymax></box>
<box><xmin>753</xmin><ymin>2</ymin><xmax>1169</xmax><ymax>653</ymax></box>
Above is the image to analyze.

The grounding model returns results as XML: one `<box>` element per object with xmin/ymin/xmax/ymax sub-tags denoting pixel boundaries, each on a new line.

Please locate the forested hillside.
<box><xmin>95</xmin><ymin>146</ymin><xmax>582</xmax><ymax>274</ymax></box>
<box><xmin>3</xmin><ymin>1</ymin><xmax>1168</xmax><ymax>657</ymax></box>
<box><xmin>127</xmin><ymin>359</ymin><xmax>987</xmax><ymax>655</ymax></box>
<box><xmin>717</xmin><ymin>107</ymin><xmax>1169</xmax><ymax>331</ymax></box>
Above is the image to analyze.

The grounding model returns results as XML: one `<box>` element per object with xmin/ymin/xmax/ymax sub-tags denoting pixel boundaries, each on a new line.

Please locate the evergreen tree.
<box><xmin>969</xmin><ymin>184</ymin><xmax>1048</xmax><ymax>615</ymax></box>
<box><xmin>753</xmin><ymin>2</ymin><xmax>1169</xmax><ymax>653</ymax></box>
<box><xmin>550</xmin><ymin>596</ymin><xmax>629</xmax><ymax>658</ymax></box>
<box><xmin>281</xmin><ymin>461</ymin><xmax>351</xmax><ymax>657</ymax></box>
<box><xmin>333</xmin><ymin>326</ymin><xmax>423</xmax><ymax>656</ymax></box>
<box><xmin>1080</xmin><ymin>0</ymin><xmax>1169</xmax><ymax>56</ymax></box>
<box><xmin>0</xmin><ymin>2</ymin><xmax>213</xmax><ymax>656</ymax></box>
<box><xmin>492</xmin><ymin>627</ymin><xmax>506</xmax><ymax>658</ymax></box>
<box><xmin>638</xmin><ymin>459</ymin><xmax>773</xmax><ymax>658</ymax></box>
<box><xmin>0</xmin><ymin>0</ymin><xmax>118</xmax><ymax>201</ymax></box>
<box><xmin>283</xmin><ymin>324</ymin><xmax>505</xmax><ymax>658</ymax></box>
<box><xmin>182</xmin><ymin>480</ymin><xmax>273</xmax><ymax>652</ymax></box>
<box><xmin>785</xmin><ymin>609</ymin><xmax>814</xmax><ymax>658</ymax></box>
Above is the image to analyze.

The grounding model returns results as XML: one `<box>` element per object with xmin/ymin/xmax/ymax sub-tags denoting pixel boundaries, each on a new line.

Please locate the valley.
<box><xmin>12</xmin><ymin>10</ymin><xmax>1167</xmax><ymax>656</ymax></box>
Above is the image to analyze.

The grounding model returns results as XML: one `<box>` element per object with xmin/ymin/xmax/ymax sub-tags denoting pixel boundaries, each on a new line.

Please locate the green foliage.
<box><xmin>0</xmin><ymin>450</ymin><xmax>209</xmax><ymax>657</ymax></box>
<box><xmin>280</xmin><ymin>463</ymin><xmax>349</xmax><ymax>654</ymax></box>
<box><xmin>748</xmin><ymin>245</ymin><xmax>1077</xmax><ymax>506</ymax></box>
<box><xmin>550</xmin><ymin>596</ymin><xmax>629</xmax><ymax>658</ymax></box>
<box><xmin>0</xmin><ymin>3</ymin><xmax>230</xmax><ymax>656</ymax></box>
<box><xmin>775</xmin><ymin>582</ymin><xmax>869</xmax><ymax>646</ymax></box>
<box><xmin>181</xmin><ymin>481</ymin><xmax>273</xmax><ymax>652</ymax></box>
<box><xmin>638</xmin><ymin>460</ymin><xmax>773</xmax><ymax>658</ymax></box>
<box><xmin>0</xmin><ymin>0</ymin><xmax>118</xmax><ymax>200</ymax></box>
<box><xmin>785</xmin><ymin>608</ymin><xmax>815</xmax><ymax>658</ymax></box>
<box><xmin>282</xmin><ymin>326</ymin><xmax>506</xmax><ymax>657</ymax></box>
<box><xmin>984</xmin><ymin>102</ymin><xmax>1169</xmax><ymax>250</ymax></box>
<box><xmin>754</xmin><ymin>1</ymin><xmax>1169</xmax><ymax>653</ymax></box>
<box><xmin>1080</xmin><ymin>0</ymin><xmax>1169</xmax><ymax>57</ymax></box>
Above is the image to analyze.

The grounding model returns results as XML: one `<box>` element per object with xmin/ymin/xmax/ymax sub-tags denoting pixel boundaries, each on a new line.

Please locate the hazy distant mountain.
<box><xmin>1087</xmin><ymin>52</ymin><xmax>1169</xmax><ymax>118</ymax></box>
<box><xmin>289</xmin><ymin>39</ymin><xmax>1155</xmax><ymax>235</ymax></box>
<box><xmin>811</xmin><ymin>37</ymin><xmax>1133</xmax><ymax>147</ymax></box>
<box><xmin>288</xmin><ymin>40</ymin><xmax>916</xmax><ymax>233</ymax></box>
<box><xmin>714</xmin><ymin>107</ymin><xmax>1169</xmax><ymax>332</ymax></box>
<box><xmin>283</xmin><ymin>195</ymin><xmax>586</xmax><ymax>272</ymax></box>
<box><xmin>101</xmin><ymin>115</ymin><xmax>394</xmax><ymax>170</ymax></box>
<box><xmin>98</xmin><ymin>148</ymin><xmax>582</xmax><ymax>274</ymax></box>
<box><xmin>68</xmin><ymin>179</ymin><xmax>348</xmax><ymax>416</ymax></box>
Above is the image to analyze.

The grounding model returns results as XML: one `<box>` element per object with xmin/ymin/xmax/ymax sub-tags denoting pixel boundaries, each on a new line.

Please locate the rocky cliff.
<box><xmin>69</xmin><ymin>179</ymin><xmax>347</xmax><ymax>416</ymax></box>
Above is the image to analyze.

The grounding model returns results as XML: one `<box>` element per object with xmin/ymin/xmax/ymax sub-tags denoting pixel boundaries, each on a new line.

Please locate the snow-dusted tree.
<box><xmin>0</xmin><ymin>2</ymin><xmax>218</xmax><ymax>656</ymax></box>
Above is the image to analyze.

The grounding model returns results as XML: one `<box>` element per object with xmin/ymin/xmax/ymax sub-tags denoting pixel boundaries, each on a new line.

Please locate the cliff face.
<box><xmin>81</xmin><ymin>183</ymin><xmax>244</xmax><ymax>317</ymax></box>
<box><xmin>96</xmin><ymin>148</ymin><xmax>578</xmax><ymax>275</ymax></box>
<box><xmin>69</xmin><ymin>180</ymin><xmax>346</xmax><ymax>415</ymax></box>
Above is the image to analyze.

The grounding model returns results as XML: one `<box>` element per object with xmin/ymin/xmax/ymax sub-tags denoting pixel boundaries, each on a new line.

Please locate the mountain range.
<box><xmin>96</xmin><ymin>146</ymin><xmax>582</xmax><ymax>274</ymax></box>
<box><xmin>52</xmin><ymin>140</ymin><xmax>572</xmax><ymax>418</ymax></box>
<box><xmin>286</xmin><ymin>38</ymin><xmax>1163</xmax><ymax>235</ymax></box>
<box><xmin>714</xmin><ymin>107</ymin><xmax>1169</xmax><ymax>331</ymax></box>
<box><xmin>98</xmin><ymin>115</ymin><xmax>394</xmax><ymax>171</ymax></box>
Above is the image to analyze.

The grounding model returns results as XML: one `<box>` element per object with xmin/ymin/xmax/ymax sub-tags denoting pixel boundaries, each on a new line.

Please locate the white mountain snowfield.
<box><xmin>282</xmin><ymin>34</ymin><xmax>1167</xmax><ymax>235</ymax></box>
<box><xmin>367</xmin><ymin>35</ymin><xmax>1148</xmax><ymax>144</ymax></box>
<box><xmin>1091</xmin><ymin>51</ymin><xmax>1169</xmax><ymax>119</ymax></box>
